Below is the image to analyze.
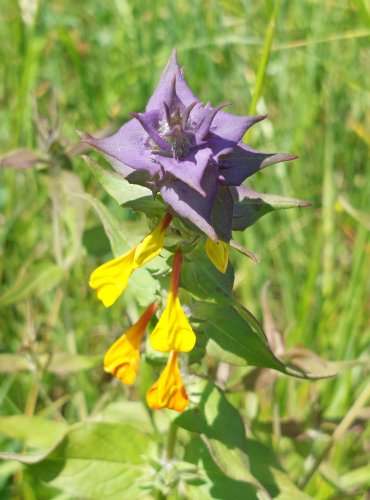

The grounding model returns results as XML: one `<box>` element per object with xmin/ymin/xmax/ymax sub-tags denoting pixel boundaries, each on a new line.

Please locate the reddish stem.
<box><xmin>161</xmin><ymin>212</ymin><xmax>173</xmax><ymax>232</ymax></box>
<box><xmin>171</xmin><ymin>249</ymin><xmax>183</xmax><ymax>298</ymax></box>
<box><xmin>138</xmin><ymin>302</ymin><xmax>158</xmax><ymax>329</ymax></box>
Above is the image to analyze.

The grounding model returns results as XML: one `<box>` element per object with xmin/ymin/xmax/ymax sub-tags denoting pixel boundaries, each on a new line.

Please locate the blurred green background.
<box><xmin>0</xmin><ymin>0</ymin><xmax>369</xmax><ymax>498</ymax></box>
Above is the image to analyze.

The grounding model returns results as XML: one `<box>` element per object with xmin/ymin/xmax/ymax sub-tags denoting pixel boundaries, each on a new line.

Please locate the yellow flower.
<box><xmin>146</xmin><ymin>351</ymin><xmax>189</xmax><ymax>412</ymax></box>
<box><xmin>89</xmin><ymin>213</ymin><xmax>172</xmax><ymax>307</ymax></box>
<box><xmin>104</xmin><ymin>302</ymin><xmax>158</xmax><ymax>385</ymax></box>
<box><xmin>150</xmin><ymin>250</ymin><xmax>196</xmax><ymax>353</ymax></box>
<box><xmin>205</xmin><ymin>238</ymin><xmax>228</xmax><ymax>273</ymax></box>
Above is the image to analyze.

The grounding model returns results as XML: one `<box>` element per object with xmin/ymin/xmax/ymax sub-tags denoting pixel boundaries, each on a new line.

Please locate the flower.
<box><xmin>79</xmin><ymin>49</ymin><xmax>298</xmax><ymax>258</ymax></box>
<box><xmin>146</xmin><ymin>351</ymin><xmax>189</xmax><ymax>412</ymax></box>
<box><xmin>150</xmin><ymin>249</ymin><xmax>196</xmax><ymax>352</ymax></box>
<box><xmin>104</xmin><ymin>302</ymin><xmax>158</xmax><ymax>384</ymax></box>
<box><xmin>89</xmin><ymin>213</ymin><xmax>172</xmax><ymax>307</ymax></box>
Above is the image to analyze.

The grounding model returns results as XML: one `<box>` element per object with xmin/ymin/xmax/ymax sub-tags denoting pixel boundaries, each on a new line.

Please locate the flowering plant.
<box><xmin>80</xmin><ymin>49</ymin><xmax>313</xmax><ymax>412</ymax></box>
<box><xmin>0</xmin><ymin>40</ymin><xmax>342</xmax><ymax>500</ymax></box>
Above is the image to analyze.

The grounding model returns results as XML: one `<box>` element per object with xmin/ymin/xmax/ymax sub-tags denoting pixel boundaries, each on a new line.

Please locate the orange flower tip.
<box><xmin>146</xmin><ymin>351</ymin><xmax>189</xmax><ymax>412</ymax></box>
<box><xmin>147</xmin><ymin>393</ymin><xmax>189</xmax><ymax>412</ymax></box>
<box><xmin>146</xmin><ymin>380</ymin><xmax>189</xmax><ymax>412</ymax></box>
<box><xmin>104</xmin><ymin>350</ymin><xmax>139</xmax><ymax>385</ymax></box>
<box><xmin>104</xmin><ymin>364</ymin><xmax>137</xmax><ymax>385</ymax></box>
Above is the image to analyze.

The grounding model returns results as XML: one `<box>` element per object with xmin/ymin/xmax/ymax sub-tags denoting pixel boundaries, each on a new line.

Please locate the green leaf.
<box><xmin>95</xmin><ymin>401</ymin><xmax>153</xmax><ymax>432</ymax></box>
<box><xmin>185</xmin><ymin>437</ymin><xmax>267</xmax><ymax>500</ymax></box>
<box><xmin>125</xmin><ymin>195</ymin><xmax>165</xmax><ymax>217</ymax></box>
<box><xmin>0</xmin><ymin>416</ymin><xmax>68</xmax><ymax>450</ymax></box>
<box><xmin>79</xmin><ymin>192</ymin><xmax>129</xmax><ymax>256</ymax></box>
<box><xmin>194</xmin><ymin>302</ymin><xmax>285</xmax><ymax>371</ymax></box>
<box><xmin>83</xmin><ymin>155</ymin><xmax>151</xmax><ymax>205</ymax></box>
<box><xmin>181</xmin><ymin>249</ymin><xmax>234</xmax><ymax>302</ymax></box>
<box><xmin>177</xmin><ymin>380</ymin><xmax>311</xmax><ymax>499</ymax></box>
<box><xmin>0</xmin><ymin>263</ymin><xmax>63</xmax><ymax>306</ymax></box>
<box><xmin>83</xmin><ymin>225</ymin><xmax>111</xmax><ymax>256</ymax></box>
<box><xmin>128</xmin><ymin>266</ymin><xmax>160</xmax><ymax>307</ymax></box>
<box><xmin>194</xmin><ymin>303</ymin><xmax>335</xmax><ymax>379</ymax></box>
<box><xmin>177</xmin><ymin>378</ymin><xmax>266</xmax><ymax>497</ymax></box>
<box><xmin>84</xmin><ymin>155</ymin><xmax>164</xmax><ymax>217</ymax></box>
<box><xmin>26</xmin><ymin>422</ymin><xmax>153</xmax><ymax>500</ymax></box>
<box><xmin>232</xmin><ymin>188</ymin><xmax>311</xmax><ymax>231</ymax></box>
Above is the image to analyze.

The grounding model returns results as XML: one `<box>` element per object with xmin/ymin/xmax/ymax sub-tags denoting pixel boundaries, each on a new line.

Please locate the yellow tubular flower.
<box><xmin>150</xmin><ymin>250</ymin><xmax>196</xmax><ymax>353</ymax></box>
<box><xmin>205</xmin><ymin>238</ymin><xmax>229</xmax><ymax>274</ymax></box>
<box><xmin>89</xmin><ymin>213</ymin><xmax>172</xmax><ymax>307</ymax></box>
<box><xmin>146</xmin><ymin>351</ymin><xmax>189</xmax><ymax>412</ymax></box>
<box><xmin>104</xmin><ymin>302</ymin><xmax>158</xmax><ymax>385</ymax></box>
<box><xmin>89</xmin><ymin>247</ymin><xmax>136</xmax><ymax>307</ymax></box>
<box><xmin>134</xmin><ymin>212</ymin><xmax>172</xmax><ymax>267</ymax></box>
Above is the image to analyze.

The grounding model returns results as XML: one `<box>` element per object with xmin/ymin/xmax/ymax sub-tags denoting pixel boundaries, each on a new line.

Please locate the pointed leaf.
<box><xmin>194</xmin><ymin>302</ymin><xmax>285</xmax><ymax>371</ymax></box>
<box><xmin>83</xmin><ymin>155</ymin><xmax>152</xmax><ymax>205</ymax></box>
<box><xmin>194</xmin><ymin>302</ymin><xmax>336</xmax><ymax>379</ymax></box>
<box><xmin>78</xmin><ymin>192</ymin><xmax>129</xmax><ymax>256</ymax></box>
<box><xmin>232</xmin><ymin>186</ymin><xmax>311</xmax><ymax>231</ymax></box>
<box><xmin>84</xmin><ymin>155</ymin><xmax>163</xmax><ymax>216</ymax></box>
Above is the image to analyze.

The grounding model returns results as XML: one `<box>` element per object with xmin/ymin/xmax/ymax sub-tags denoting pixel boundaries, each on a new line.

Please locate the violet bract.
<box><xmin>79</xmin><ymin>49</ymin><xmax>306</xmax><ymax>260</ymax></box>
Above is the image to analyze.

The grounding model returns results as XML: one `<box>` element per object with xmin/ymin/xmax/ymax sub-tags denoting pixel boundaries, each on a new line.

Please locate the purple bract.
<box><xmin>79</xmin><ymin>49</ymin><xmax>301</xmax><ymax>258</ymax></box>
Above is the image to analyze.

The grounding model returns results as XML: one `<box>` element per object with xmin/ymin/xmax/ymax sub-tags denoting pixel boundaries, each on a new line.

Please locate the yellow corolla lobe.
<box><xmin>205</xmin><ymin>238</ymin><xmax>228</xmax><ymax>274</ymax></box>
<box><xmin>146</xmin><ymin>351</ymin><xmax>189</xmax><ymax>412</ymax></box>
<box><xmin>89</xmin><ymin>247</ymin><xmax>136</xmax><ymax>307</ymax></box>
<box><xmin>150</xmin><ymin>292</ymin><xmax>196</xmax><ymax>352</ymax></box>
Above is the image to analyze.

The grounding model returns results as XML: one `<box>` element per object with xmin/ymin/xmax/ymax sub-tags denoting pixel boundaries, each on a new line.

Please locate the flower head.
<box><xmin>146</xmin><ymin>351</ymin><xmax>189</xmax><ymax>412</ymax></box>
<box><xmin>79</xmin><ymin>49</ymin><xmax>298</xmax><ymax>255</ymax></box>
<box><xmin>104</xmin><ymin>302</ymin><xmax>158</xmax><ymax>385</ymax></box>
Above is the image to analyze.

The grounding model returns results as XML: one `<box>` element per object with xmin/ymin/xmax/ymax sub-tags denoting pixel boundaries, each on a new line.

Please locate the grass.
<box><xmin>0</xmin><ymin>0</ymin><xmax>369</xmax><ymax>498</ymax></box>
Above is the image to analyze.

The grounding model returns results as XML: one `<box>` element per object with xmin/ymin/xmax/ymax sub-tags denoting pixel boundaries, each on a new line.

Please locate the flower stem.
<box><xmin>165</xmin><ymin>421</ymin><xmax>178</xmax><ymax>461</ymax></box>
